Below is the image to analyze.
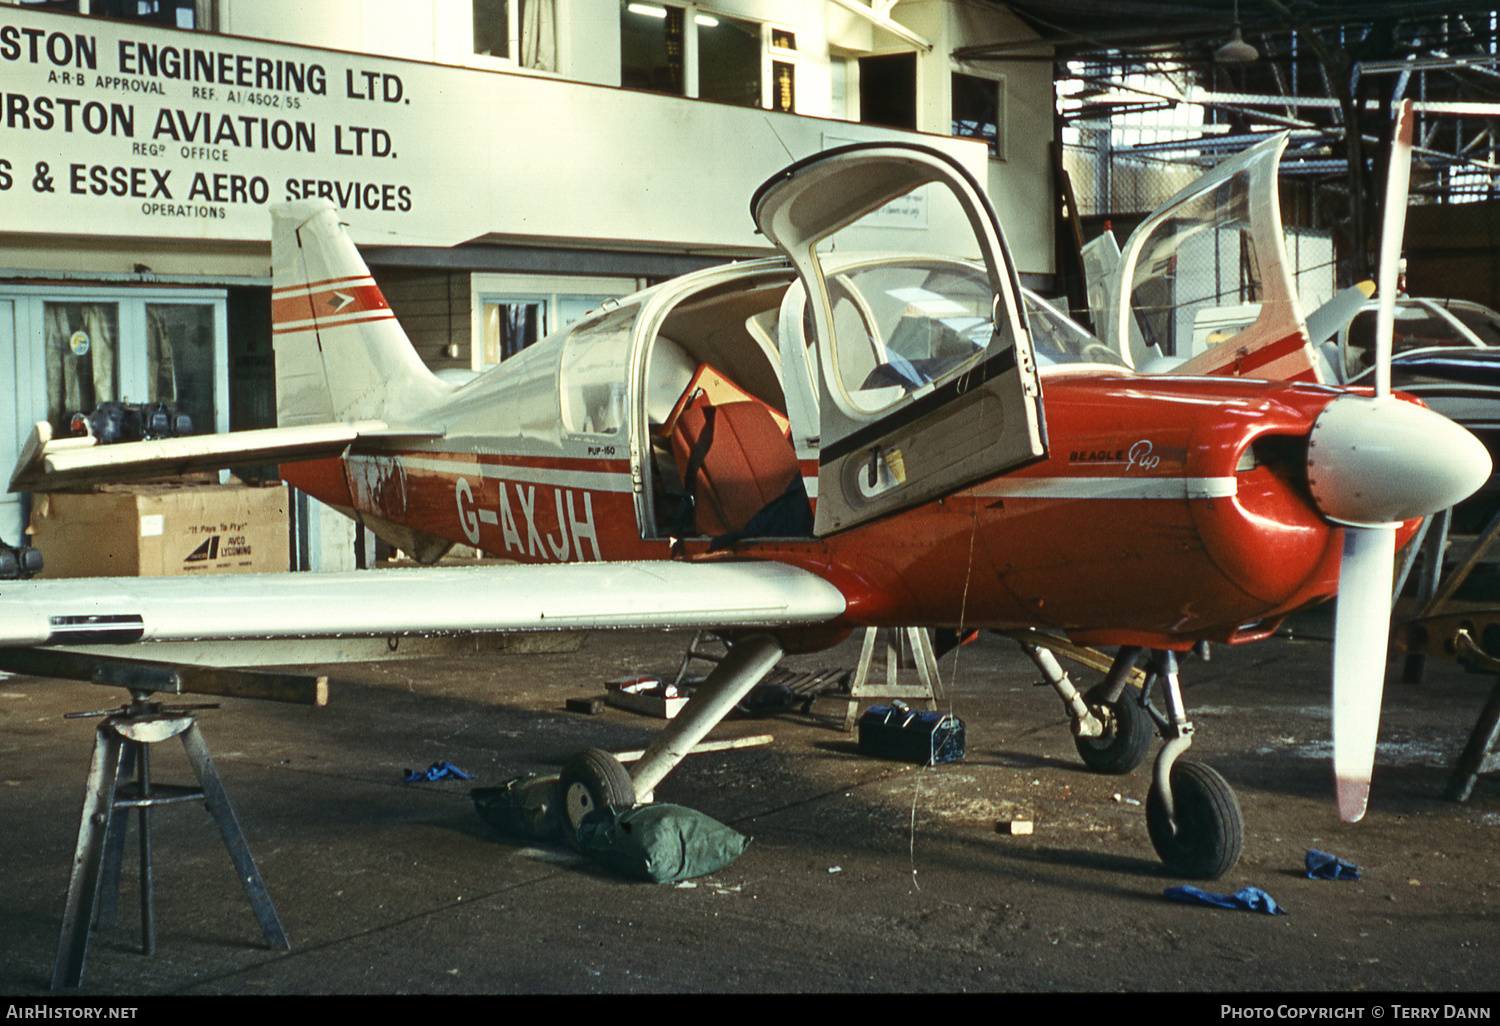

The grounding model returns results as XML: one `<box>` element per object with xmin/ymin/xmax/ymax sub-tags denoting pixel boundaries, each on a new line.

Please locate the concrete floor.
<box><xmin>3</xmin><ymin>623</ymin><xmax>1500</xmax><ymax>998</ymax></box>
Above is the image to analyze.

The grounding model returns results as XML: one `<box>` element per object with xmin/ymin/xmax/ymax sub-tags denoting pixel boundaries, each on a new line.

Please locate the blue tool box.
<box><xmin>857</xmin><ymin>702</ymin><xmax>965</xmax><ymax>765</ymax></box>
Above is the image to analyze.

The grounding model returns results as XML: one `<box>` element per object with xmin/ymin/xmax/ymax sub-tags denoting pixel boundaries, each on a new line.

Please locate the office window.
<box><xmin>474</xmin><ymin>0</ymin><xmax>511</xmax><ymax>58</ymax></box>
<box><xmin>91</xmin><ymin>0</ymin><xmax>201</xmax><ymax>28</ymax></box>
<box><xmin>474</xmin><ymin>0</ymin><xmax>557</xmax><ymax>71</ymax></box>
<box><xmin>622</xmin><ymin>1</ymin><xmax>685</xmax><ymax>95</ymax></box>
<box><xmin>697</xmin><ymin>12</ymin><xmax>761</xmax><ymax>107</ymax></box>
<box><xmin>772</xmin><ymin>60</ymin><xmax>795</xmax><ymax>112</ymax></box>
<box><xmin>952</xmin><ymin>72</ymin><xmax>1004</xmax><ymax>159</ymax></box>
<box><xmin>859</xmin><ymin>53</ymin><xmax>916</xmax><ymax>130</ymax></box>
<box><xmin>480</xmin><ymin>298</ymin><xmax>547</xmax><ymax>366</ymax></box>
<box><xmin>45</xmin><ymin>303</ymin><xmax>119</xmax><ymax>432</ymax></box>
<box><xmin>147</xmin><ymin>303</ymin><xmax>216</xmax><ymax>435</ymax></box>
<box><xmin>475</xmin><ymin>279</ymin><xmax>628</xmax><ymax>371</ymax></box>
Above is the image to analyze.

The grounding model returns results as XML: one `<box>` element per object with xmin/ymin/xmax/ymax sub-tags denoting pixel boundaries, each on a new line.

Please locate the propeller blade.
<box><xmin>1373</xmin><ymin>99</ymin><xmax>1415</xmax><ymax>399</ymax></box>
<box><xmin>1331</xmin><ymin>523</ymin><xmax>1397</xmax><ymax>822</ymax></box>
<box><xmin>1303</xmin><ymin>281</ymin><xmax>1374</xmax><ymax>350</ymax></box>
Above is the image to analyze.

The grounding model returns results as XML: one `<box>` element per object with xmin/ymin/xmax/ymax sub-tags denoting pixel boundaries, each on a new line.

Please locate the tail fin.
<box><xmin>270</xmin><ymin>200</ymin><xmax>448</xmax><ymax>428</ymax></box>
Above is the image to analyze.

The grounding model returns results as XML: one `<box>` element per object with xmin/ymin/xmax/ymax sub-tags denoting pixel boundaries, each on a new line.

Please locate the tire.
<box><xmin>1145</xmin><ymin>761</ymin><xmax>1243</xmax><ymax>879</ymax></box>
<box><xmin>559</xmin><ymin>748</ymin><xmax>636</xmax><ymax>846</ymax></box>
<box><xmin>1073</xmin><ymin>683</ymin><xmax>1154</xmax><ymax>775</ymax></box>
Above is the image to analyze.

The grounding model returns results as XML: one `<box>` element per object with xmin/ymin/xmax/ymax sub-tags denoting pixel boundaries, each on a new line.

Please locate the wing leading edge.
<box><xmin>0</xmin><ymin>560</ymin><xmax>847</xmax><ymax>648</ymax></box>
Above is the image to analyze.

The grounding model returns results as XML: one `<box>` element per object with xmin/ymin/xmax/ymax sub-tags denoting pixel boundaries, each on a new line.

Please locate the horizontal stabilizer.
<box><xmin>0</xmin><ymin>560</ymin><xmax>848</xmax><ymax>647</ymax></box>
<box><xmin>9</xmin><ymin>420</ymin><xmax>443</xmax><ymax>493</ymax></box>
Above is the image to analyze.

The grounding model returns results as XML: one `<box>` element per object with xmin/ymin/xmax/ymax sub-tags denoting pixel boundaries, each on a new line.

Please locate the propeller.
<box><xmin>1315</xmin><ymin>100</ymin><xmax>1489</xmax><ymax>821</ymax></box>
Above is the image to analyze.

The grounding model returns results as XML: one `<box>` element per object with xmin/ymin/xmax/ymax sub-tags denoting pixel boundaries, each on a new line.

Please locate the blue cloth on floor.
<box><xmin>405</xmin><ymin>761</ymin><xmax>474</xmax><ymax>783</ymax></box>
<box><xmin>1306</xmin><ymin>848</ymin><xmax>1360</xmax><ymax>880</ymax></box>
<box><xmin>1164</xmin><ymin>884</ymin><xmax>1285</xmax><ymax>915</ymax></box>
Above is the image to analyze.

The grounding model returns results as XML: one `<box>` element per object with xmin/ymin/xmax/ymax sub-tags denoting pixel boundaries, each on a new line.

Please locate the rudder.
<box><xmin>270</xmin><ymin>200</ymin><xmax>447</xmax><ymax>427</ymax></box>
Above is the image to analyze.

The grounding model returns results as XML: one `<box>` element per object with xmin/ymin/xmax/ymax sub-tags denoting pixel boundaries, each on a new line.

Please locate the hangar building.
<box><xmin>0</xmin><ymin>0</ymin><xmax>1058</xmax><ymax>562</ymax></box>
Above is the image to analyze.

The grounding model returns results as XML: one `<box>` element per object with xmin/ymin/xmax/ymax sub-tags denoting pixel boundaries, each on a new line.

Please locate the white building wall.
<box><xmin>0</xmin><ymin>1</ymin><xmax>1057</xmax><ymax>275</ymax></box>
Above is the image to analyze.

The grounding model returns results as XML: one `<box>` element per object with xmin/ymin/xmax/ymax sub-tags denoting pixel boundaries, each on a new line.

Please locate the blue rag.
<box><xmin>404</xmin><ymin>761</ymin><xmax>474</xmax><ymax>783</ymax></box>
<box><xmin>1306</xmin><ymin>848</ymin><xmax>1360</xmax><ymax>880</ymax></box>
<box><xmin>1164</xmin><ymin>884</ymin><xmax>1286</xmax><ymax>915</ymax></box>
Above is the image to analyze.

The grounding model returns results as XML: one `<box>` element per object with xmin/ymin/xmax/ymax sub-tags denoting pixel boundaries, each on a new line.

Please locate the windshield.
<box><xmin>1024</xmin><ymin>293</ymin><xmax>1129</xmax><ymax>369</ymax></box>
<box><xmin>1126</xmin><ymin>173</ymin><xmax>1261</xmax><ymax>366</ymax></box>
<box><xmin>1343</xmin><ymin>303</ymin><xmax>1482</xmax><ymax>379</ymax></box>
<box><xmin>825</xmin><ymin>260</ymin><xmax>995</xmax><ymax>414</ymax></box>
<box><xmin>1448</xmin><ymin>302</ymin><xmax>1500</xmax><ymax>347</ymax></box>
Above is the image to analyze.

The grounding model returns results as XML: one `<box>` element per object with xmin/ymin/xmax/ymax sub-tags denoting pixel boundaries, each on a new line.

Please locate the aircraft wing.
<box><xmin>9</xmin><ymin>420</ymin><xmax>443</xmax><ymax>493</ymax></box>
<box><xmin>0</xmin><ymin>561</ymin><xmax>848</xmax><ymax>648</ymax></box>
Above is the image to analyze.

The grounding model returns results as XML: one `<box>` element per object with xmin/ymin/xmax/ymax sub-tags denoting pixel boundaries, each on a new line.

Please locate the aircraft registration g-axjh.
<box><xmin>3</xmin><ymin>132</ymin><xmax>1491</xmax><ymax>879</ymax></box>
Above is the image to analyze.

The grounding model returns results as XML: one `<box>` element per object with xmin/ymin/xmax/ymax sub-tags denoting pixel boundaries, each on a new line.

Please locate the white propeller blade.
<box><xmin>1372</xmin><ymin>99</ymin><xmax>1414</xmax><ymax>400</ymax></box>
<box><xmin>1329</xmin><ymin>97</ymin><xmax>1415</xmax><ymax>822</ymax></box>
<box><xmin>1303</xmin><ymin>281</ymin><xmax>1374</xmax><ymax>350</ymax></box>
<box><xmin>1331</xmin><ymin>524</ymin><xmax>1396</xmax><ymax>822</ymax></box>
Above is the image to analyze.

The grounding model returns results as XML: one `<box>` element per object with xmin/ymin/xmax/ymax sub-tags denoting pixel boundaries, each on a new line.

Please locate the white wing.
<box><xmin>0</xmin><ymin>561</ymin><xmax>847</xmax><ymax>648</ymax></box>
<box><xmin>9</xmin><ymin>420</ymin><xmax>443</xmax><ymax>493</ymax></box>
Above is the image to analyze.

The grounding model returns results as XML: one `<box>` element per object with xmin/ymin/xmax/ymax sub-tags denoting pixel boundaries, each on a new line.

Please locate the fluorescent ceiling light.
<box><xmin>627</xmin><ymin>2</ymin><xmax>668</xmax><ymax>18</ymax></box>
<box><xmin>695</xmin><ymin>13</ymin><xmax>719</xmax><ymax>27</ymax></box>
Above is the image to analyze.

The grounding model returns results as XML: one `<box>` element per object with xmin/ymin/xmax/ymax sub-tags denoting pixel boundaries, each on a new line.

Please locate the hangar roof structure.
<box><xmin>958</xmin><ymin>1</ymin><xmax>1500</xmax><ymax>281</ymax></box>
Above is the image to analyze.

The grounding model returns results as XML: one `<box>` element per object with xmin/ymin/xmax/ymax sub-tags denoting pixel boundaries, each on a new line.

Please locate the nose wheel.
<box><xmin>1146</xmin><ymin>760</ymin><xmax>1243</xmax><ymax>879</ymax></box>
<box><xmin>1137</xmin><ymin>650</ymin><xmax>1244</xmax><ymax>878</ymax></box>
<box><xmin>1062</xmin><ymin>646</ymin><xmax>1243</xmax><ymax>878</ymax></box>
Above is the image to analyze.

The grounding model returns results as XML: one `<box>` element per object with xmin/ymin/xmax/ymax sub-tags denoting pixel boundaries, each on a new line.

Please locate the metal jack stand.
<box><xmin>51</xmin><ymin>693</ymin><xmax>290</xmax><ymax>989</ymax></box>
<box><xmin>0</xmin><ymin>649</ymin><xmax>324</xmax><ymax>990</ymax></box>
<box><xmin>840</xmin><ymin>627</ymin><xmax>944</xmax><ymax>731</ymax></box>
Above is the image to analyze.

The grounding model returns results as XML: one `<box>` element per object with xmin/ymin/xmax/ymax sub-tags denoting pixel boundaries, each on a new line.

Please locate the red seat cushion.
<box><xmin>669</xmin><ymin>401</ymin><xmax>800</xmax><ymax>537</ymax></box>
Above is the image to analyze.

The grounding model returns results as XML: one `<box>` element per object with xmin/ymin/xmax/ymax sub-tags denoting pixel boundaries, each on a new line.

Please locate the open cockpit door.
<box><xmin>752</xmin><ymin>144</ymin><xmax>1045</xmax><ymax>534</ymax></box>
<box><xmin>1110</xmin><ymin>133</ymin><xmax>1320</xmax><ymax>382</ymax></box>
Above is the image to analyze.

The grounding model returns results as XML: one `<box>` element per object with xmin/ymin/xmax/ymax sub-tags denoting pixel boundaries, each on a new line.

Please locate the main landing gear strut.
<box><xmin>1025</xmin><ymin>641</ymin><xmax>1243</xmax><ymax>879</ymax></box>
<box><xmin>557</xmin><ymin>633</ymin><xmax>784</xmax><ymax>842</ymax></box>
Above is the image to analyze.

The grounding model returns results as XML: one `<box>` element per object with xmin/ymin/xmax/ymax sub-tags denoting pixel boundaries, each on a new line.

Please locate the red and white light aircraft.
<box><xmin>3</xmin><ymin>121</ymin><xmax>1488</xmax><ymax>878</ymax></box>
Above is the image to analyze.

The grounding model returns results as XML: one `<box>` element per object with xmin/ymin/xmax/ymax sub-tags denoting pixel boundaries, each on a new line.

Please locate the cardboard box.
<box><xmin>29</xmin><ymin>482</ymin><xmax>289</xmax><ymax>578</ymax></box>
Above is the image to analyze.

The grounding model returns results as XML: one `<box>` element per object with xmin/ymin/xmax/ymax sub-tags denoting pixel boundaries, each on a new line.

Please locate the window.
<box><xmin>1449</xmin><ymin>303</ymin><xmax>1500</xmax><ymax>347</ymax></box>
<box><xmin>474</xmin><ymin>0</ymin><xmax>557</xmax><ymax>71</ymax></box>
<box><xmin>772</xmin><ymin>60</ymin><xmax>795</xmax><ymax>113</ymax></box>
<box><xmin>146</xmin><ymin>303</ymin><xmax>217</xmax><ymax>434</ymax></box>
<box><xmin>473</xmin><ymin>0</ymin><xmax>512</xmax><ymax>59</ymax></box>
<box><xmin>21</xmin><ymin>1</ymin><xmax>207</xmax><ymax>28</ymax></box>
<box><xmin>44</xmin><ymin>302</ymin><xmax>119</xmax><ymax>432</ymax></box>
<box><xmin>22</xmin><ymin>291</ymin><xmax>226</xmax><ymax>436</ymax></box>
<box><xmin>480</xmin><ymin>297</ymin><xmax>546</xmax><ymax>366</ymax></box>
<box><xmin>622</xmin><ymin>2</ymin><xmax>768</xmax><ymax>106</ymax></box>
<box><xmin>621</xmin><ymin>1</ymin><xmax>685</xmax><ymax>94</ymax></box>
<box><xmin>859</xmin><ymin>53</ymin><xmax>916</xmax><ymax>130</ymax></box>
<box><xmin>560</xmin><ymin>306</ymin><xmax>636</xmax><ymax>436</ymax></box>
<box><xmin>91</xmin><ymin>1</ymin><xmax>201</xmax><ymax>28</ymax></box>
<box><xmin>473</xmin><ymin>275</ymin><xmax>635</xmax><ymax>371</ymax></box>
<box><xmin>696</xmin><ymin>12</ymin><xmax>760</xmax><ymax>107</ymax></box>
<box><xmin>826</xmin><ymin>261</ymin><xmax>994</xmax><ymax>415</ymax></box>
<box><xmin>1126</xmin><ymin>177</ymin><xmax>1259</xmax><ymax>360</ymax></box>
<box><xmin>952</xmin><ymin>72</ymin><xmax>1004</xmax><ymax>159</ymax></box>
<box><xmin>830</xmin><ymin>56</ymin><xmax>852</xmax><ymax>119</ymax></box>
